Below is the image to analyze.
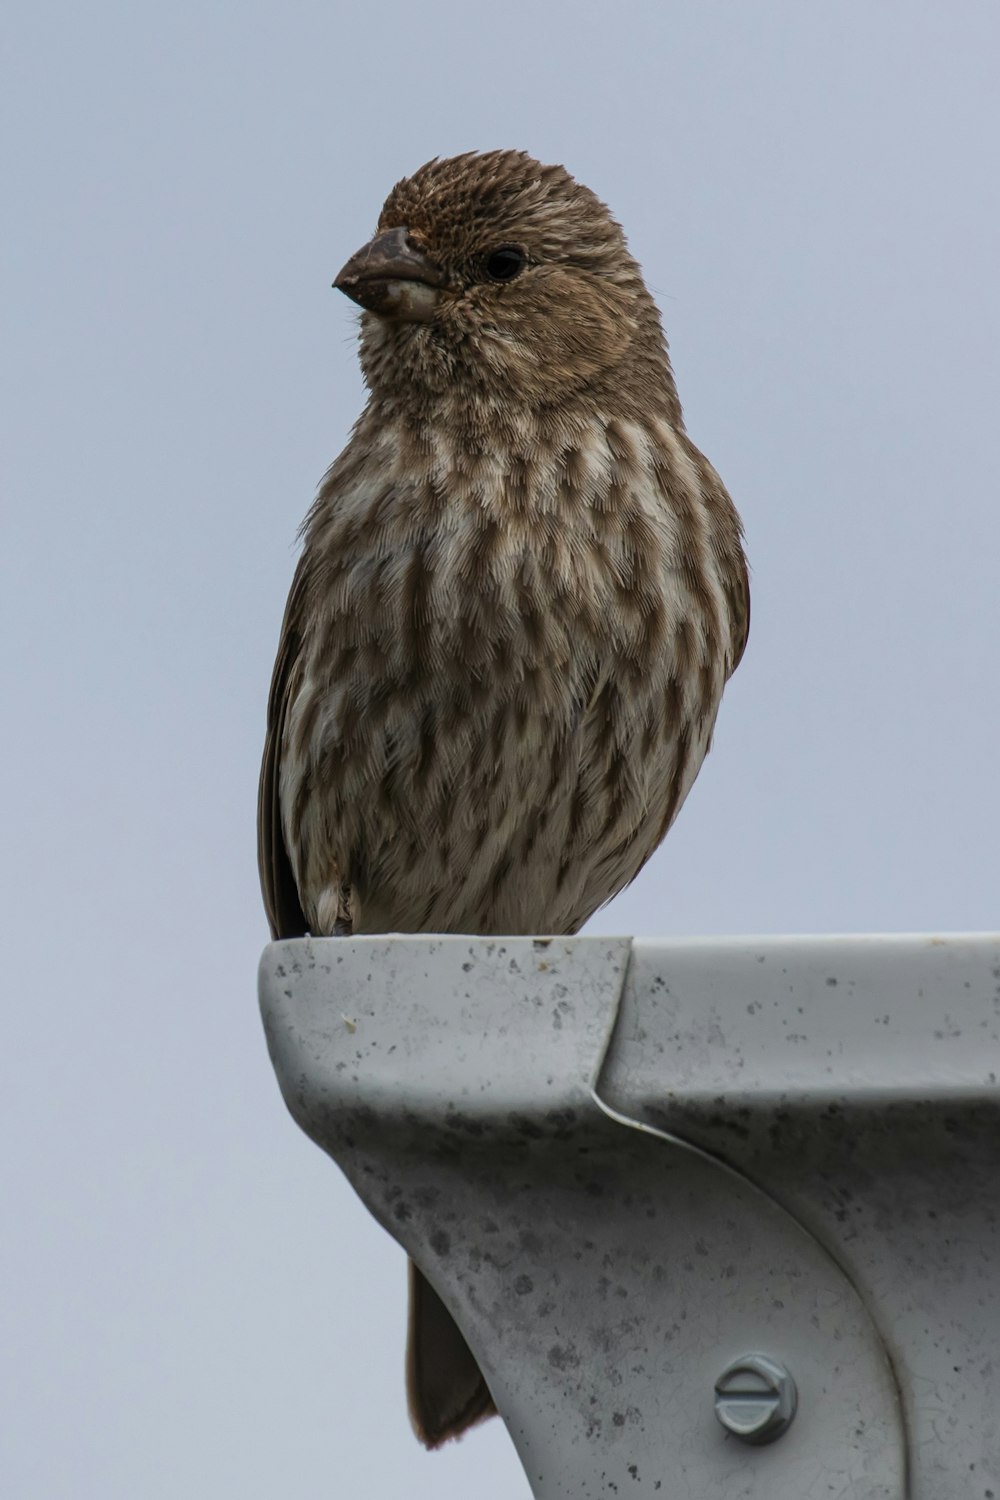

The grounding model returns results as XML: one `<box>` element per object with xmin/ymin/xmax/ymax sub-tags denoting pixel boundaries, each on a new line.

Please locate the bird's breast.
<box><xmin>282</xmin><ymin>415</ymin><xmax>734</xmax><ymax>932</ymax></box>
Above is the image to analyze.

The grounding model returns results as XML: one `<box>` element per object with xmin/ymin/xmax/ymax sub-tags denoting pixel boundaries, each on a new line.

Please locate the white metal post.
<box><xmin>259</xmin><ymin>932</ymin><xmax>1000</xmax><ymax>1499</ymax></box>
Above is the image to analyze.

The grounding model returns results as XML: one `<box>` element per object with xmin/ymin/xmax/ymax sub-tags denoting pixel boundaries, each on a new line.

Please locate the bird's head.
<box><xmin>335</xmin><ymin>150</ymin><xmax>677</xmax><ymax>424</ymax></box>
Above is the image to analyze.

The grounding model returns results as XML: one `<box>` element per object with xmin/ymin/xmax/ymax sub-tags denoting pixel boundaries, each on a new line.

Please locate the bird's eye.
<box><xmin>484</xmin><ymin>245</ymin><xmax>527</xmax><ymax>283</ymax></box>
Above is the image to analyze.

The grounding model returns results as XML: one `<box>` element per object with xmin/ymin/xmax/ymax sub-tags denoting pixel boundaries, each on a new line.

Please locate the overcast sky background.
<box><xmin>3</xmin><ymin>2</ymin><xmax>998</xmax><ymax>1495</ymax></box>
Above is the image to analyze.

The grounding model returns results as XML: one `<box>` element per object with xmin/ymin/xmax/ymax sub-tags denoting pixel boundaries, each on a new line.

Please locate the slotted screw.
<box><xmin>714</xmin><ymin>1353</ymin><xmax>797</xmax><ymax>1445</ymax></box>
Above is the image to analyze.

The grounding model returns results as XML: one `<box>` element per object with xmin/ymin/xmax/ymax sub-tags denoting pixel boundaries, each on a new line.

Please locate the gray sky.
<box><xmin>3</xmin><ymin>2</ymin><xmax>998</xmax><ymax>1495</ymax></box>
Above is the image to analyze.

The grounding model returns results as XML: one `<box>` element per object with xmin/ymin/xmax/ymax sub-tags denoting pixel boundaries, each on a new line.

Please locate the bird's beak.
<box><xmin>333</xmin><ymin>226</ymin><xmax>447</xmax><ymax>324</ymax></box>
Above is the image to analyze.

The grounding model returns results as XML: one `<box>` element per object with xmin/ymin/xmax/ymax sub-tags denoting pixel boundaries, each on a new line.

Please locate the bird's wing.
<box><xmin>731</xmin><ymin>556</ymin><xmax>751</xmax><ymax>674</ymax></box>
<box><xmin>257</xmin><ymin>553</ymin><xmax>310</xmax><ymax>939</ymax></box>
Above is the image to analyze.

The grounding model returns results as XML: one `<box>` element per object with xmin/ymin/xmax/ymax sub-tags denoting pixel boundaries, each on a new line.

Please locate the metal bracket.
<box><xmin>259</xmin><ymin>932</ymin><xmax>1000</xmax><ymax>1499</ymax></box>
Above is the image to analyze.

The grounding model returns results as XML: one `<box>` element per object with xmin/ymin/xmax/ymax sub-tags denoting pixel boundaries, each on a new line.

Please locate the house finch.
<box><xmin>259</xmin><ymin>150</ymin><xmax>749</xmax><ymax>1447</ymax></box>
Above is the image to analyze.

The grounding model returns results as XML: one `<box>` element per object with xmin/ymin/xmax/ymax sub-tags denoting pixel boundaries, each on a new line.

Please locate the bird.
<box><xmin>258</xmin><ymin>148</ymin><xmax>749</xmax><ymax>1449</ymax></box>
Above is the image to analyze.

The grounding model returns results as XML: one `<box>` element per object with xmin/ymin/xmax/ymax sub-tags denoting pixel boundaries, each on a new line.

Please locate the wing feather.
<box><xmin>257</xmin><ymin>556</ymin><xmax>310</xmax><ymax>939</ymax></box>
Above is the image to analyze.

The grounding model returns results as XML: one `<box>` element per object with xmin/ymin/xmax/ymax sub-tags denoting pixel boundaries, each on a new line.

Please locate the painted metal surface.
<box><xmin>259</xmin><ymin>932</ymin><xmax>1000</xmax><ymax>1499</ymax></box>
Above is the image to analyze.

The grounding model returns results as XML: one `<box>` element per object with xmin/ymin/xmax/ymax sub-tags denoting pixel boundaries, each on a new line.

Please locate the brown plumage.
<box><xmin>259</xmin><ymin>149</ymin><xmax>749</xmax><ymax>1446</ymax></box>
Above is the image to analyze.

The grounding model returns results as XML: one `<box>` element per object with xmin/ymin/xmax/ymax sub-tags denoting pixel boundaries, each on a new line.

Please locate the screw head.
<box><xmin>714</xmin><ymin>1353</ymin><xmax>797</xmax><ymax>1445</ymax></box>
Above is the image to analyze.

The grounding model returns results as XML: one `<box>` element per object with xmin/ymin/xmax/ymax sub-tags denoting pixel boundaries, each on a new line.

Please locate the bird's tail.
<box><xmin>406</xmin><ymin>1261</ymin><xmax>497</xmax><ymax>1447</ymax></box>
